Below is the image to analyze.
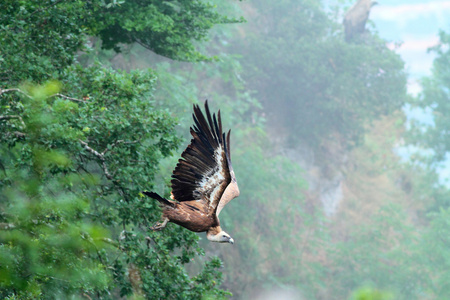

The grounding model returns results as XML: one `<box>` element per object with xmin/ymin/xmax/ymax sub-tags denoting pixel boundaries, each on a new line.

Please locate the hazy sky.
<box><xmin>371</xmin><ymin>0</ymin><xmax>450</xmax><ymax>94</ymax></box>
<box><xmin>370</xmin><ymin>1</ymin><xmax>450</xmax><ymax>182</ymax></box>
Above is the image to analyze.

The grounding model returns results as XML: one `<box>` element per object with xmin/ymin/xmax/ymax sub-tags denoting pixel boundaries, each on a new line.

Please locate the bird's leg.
<box><xmin>150</xmin><ymin>217</ymin><xmax>169</xmax><ymax>231</ymax></box>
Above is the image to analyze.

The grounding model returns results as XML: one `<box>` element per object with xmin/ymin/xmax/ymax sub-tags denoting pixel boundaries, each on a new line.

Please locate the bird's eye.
<box><xmin>222</xmin><ymin>235</ymin><xmax>226</xmax><ymax>238</ymax></box>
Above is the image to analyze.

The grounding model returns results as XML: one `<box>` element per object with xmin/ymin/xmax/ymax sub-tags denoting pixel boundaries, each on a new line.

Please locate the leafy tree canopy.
<box><xmin>0</xmin><ymin>0</ymin><xmax>243</xmax><ymax>87</ymax></box>
<box><xmin>0</xmin><ymin>0</ymin><xmax>241</xmax><ymax>298</ymax></box>
<box><xmin>94</xmin><ymin>0</ymin><xmax>244</xmax><ymax>61</ymax></box>
<box><xmin>409</xmin><ymin>30</ymin><xmax>450</xmax><ymax>162</ymax></box>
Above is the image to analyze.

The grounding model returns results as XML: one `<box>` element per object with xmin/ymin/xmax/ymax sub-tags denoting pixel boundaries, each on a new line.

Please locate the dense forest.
<box><xmin>1</xmin><ymin>0</ymin><xmax>450</xmax><ymax>299</ymax></box>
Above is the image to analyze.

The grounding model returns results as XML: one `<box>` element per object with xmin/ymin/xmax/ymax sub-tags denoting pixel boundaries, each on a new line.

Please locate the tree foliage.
<box><xmin>2</xmin><ymin>0</ymin><xmax>450</xmax><ymax>299</ymax></box>
<box><xmin>406</xmin><ymin>29</ymin><xmax>450</xmax><ymax>299</ymax></box>
<box><xmin>94</xmin><ymin>0</ymin><xmax>244</xmax><ymax>61</ymax></box>
<box><xmin>0</xmin><ymin>71</ymin><xmax>230</xmax><ymax>299</ymax></box>
<box><xmin>136</xmin><ymin>1</ymin><xmax>450</xmax><ymax>299</ymax></box>
<box><xmin>231</xmin><ymin>0</ymin><xmax>406</xmax><ymax>150</ymax></box>
<box><xmin>0</xmin><ymin>0</ymin><xmax>239</xmax><ymax>298</ymax></box>
<box><xmin>409</xmin><ymin>30</ymin><xmax>450</xmax><ymax>163</ymax></box>
<box><xmin>0</xmin><ymin>0</ymin><xmax>241</xmax><ymax>88</ymax></box>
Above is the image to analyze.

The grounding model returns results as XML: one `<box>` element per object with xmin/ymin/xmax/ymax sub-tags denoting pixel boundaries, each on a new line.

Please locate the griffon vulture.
<box><xmin>343</xmin><ymin>0</ymin><xmax>377</xmax><ymax>42</ymax></box>
<box><xmin>143</xmin><ymin>101</ymin><xmax>240</xmax><ymax>244</ymax></box>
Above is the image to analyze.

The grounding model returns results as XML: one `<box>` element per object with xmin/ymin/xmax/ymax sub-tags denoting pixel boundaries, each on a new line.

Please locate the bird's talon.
<box><xmin>150</xmin><ymin>217</ymin><xmax>169</xmax><ymax>231</ymax></box>
<box><xmin>150</xmin><ymin>223</ymin><xmax>163</xmax><ymax>231</ymax></box>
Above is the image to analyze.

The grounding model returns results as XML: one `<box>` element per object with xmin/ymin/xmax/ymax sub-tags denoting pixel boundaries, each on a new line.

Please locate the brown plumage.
<box><xmin>343</xmin><ymin>0</ymin><xmax>377</xmax><ymax>42</ymax></box>
<box><xmin>143</xmin><ymin>101</ymin><xmax>240</xmax><ymax>244</ymax></box>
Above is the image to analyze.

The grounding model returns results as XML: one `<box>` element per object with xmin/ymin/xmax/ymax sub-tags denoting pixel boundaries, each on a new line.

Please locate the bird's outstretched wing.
<box><xmin>171</xmin><ymin>101</ymin><xmax>239</xmax><ymax>215</ymax></box>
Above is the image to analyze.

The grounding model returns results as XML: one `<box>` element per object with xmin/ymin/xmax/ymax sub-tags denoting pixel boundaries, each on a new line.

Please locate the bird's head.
<box><xmin>207</xmin><ymin>229</ymin><xmax>234</xmax><ymax>244</ymax></box>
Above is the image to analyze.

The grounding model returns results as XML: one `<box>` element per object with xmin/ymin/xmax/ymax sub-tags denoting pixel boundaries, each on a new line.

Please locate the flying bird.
<box><xmin>343</xmin><ymin>0</ymin><xmax>377</xmax><ymax>42</ymax></box>
<box><xmin>143</xmin><ymin>101</ymin><xmax>240</xmax><ymax>244</ymax></box>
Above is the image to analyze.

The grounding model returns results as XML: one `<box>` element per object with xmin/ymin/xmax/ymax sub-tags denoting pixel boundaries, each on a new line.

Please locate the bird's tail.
<box><xmin>142</xmin><ymin>191</ymin><xmax>175</xmax><ymax>207</ymax></box>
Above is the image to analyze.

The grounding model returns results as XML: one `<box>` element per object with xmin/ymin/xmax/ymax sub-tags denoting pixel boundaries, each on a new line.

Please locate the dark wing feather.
<box><xmin>171</xmin><ymin>101</ymin><xmax>236</xmax><ymax>213</ymax></box>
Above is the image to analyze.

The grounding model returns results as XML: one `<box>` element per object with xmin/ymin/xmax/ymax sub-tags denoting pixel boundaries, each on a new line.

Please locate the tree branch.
<box><xmin>101</xmin><ymin>237</ymin><xmax>120</xmax><ymax>248</ymax></box>
<box><xmin>78</xmin><ymin>139</ymin><xmax>130</xmax><ymax>201</ymax></box>
<box><xmin>79</xmin><ymin>139</ymin><xmax>113</xmax><ymax>180</ymax></box>
<box><xmin>79</xmin><ymin>139</ymin><xmax>104</xmax><ymax>160</ymax></box>
<box><xmin>0</xmin><ymin>88</ymin><xmax>32</xmax><ymax>99</ymax></box>
<box><xmin>50</xmin><ymin>93</ymin><xmax>87</xmax><ymax>103</ymax></box>
<box><xmin>13</xmin><ymin>131</ymin><xmax>26</xmax><ymax>138</ymax></box>
<box><xmin>1</xmin><ymin>87</ymin><xmax>87</xmax><ymax>103</ymax></box>
<box><xmin>0</xmin><ymin>115</ymin><xmax>22</xmax><ymax>121</ymax></box>
<box><xmin>0</xmin><ymin>115</ymin><xmax>26</xmax><ymax>128</ymax></box>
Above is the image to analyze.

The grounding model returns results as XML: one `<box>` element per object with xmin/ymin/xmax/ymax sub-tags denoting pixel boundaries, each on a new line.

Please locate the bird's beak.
<box><xmin>229</xmin><ymin>238</ymin><xmax>234</xmax><ymax>245</ymax></box>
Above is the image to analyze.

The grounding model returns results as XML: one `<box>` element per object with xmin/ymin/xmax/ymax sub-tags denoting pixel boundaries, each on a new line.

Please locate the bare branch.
<box><xmin>0</xmin><ymin>115</ymin><xmax>21</xmax><ymax>121</ymax></box>
<box><xmin>82</xmin><ymin>293</ymin><xmax>93</xmax><ymax>300</ymax></box>
<box><xmin>101</xmin><ymin>237</ymin><xmax>120</xmax><ymax>248</ymax></box>
<box><xmin>50</xmin><ymin>93</ymin><xmax>87</xmax><ymax>103</ymax></box>
<box><xmin>2</xmin><ymin>131</ymin><xmax>26</xmax><ymax>140</ymax></box>
<box><xmin>78</xmin><ymin>139</ymin><xmax>114</xmax><ymax>180</ymax></box>
<box><xmin>101</xmin><ymin>161</ymin><xmax>114</xmax><ymax>180</ymax></box>
<box><xmin>78</xmin><ymin>139</ymin><xmax>130</xmax><ymax>201</ymax></box>
<box><xmin>1</xmin><ymin>87</ymin><xmax>87</xmax><ymax>103</ymax></box>
<box><xmin>79</xmin><ymin>139</ymin><xmax>104</xmax><ymax>159</ymax></box>
<box><xmin>13</xmin><ymin>131</ymin><xmax>26</xmax><ymax>138</ymax></box>
<box><xmin>0</xmin><ymin>88</ymin><xmax>32</xmax><ymax>99</ymax></box>
<box><xmin>0</xmin><ymin>115</ymin><xmax>26</xmax><ymax>128</ymax></box>
<box><xmin>134</xmin><ymin>39</ymin><xmax>155</xmax><ymax>54</ymax></box>
<box><xmin>0</xmin><ymin>88</ymin><xmax>20</xmax><ymax>94</ymax></box>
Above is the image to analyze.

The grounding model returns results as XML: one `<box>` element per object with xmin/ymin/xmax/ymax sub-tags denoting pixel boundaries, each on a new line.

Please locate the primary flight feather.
<box><xmin>143</xmin><ymin>101</ymin><xmax>240</xmax><ymax>244</ymax></box>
